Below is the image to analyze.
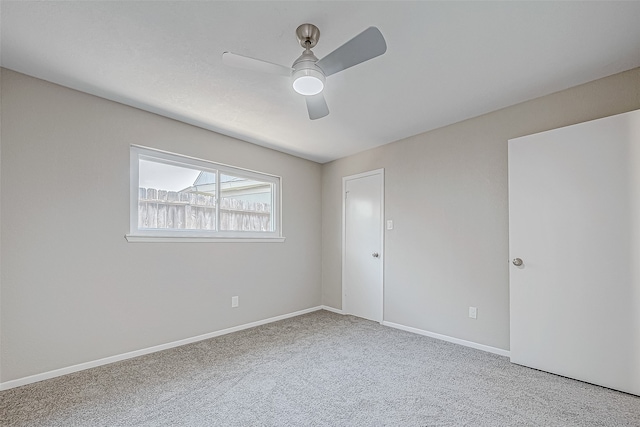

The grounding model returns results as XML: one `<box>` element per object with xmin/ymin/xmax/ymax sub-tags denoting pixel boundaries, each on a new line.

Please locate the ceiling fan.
<box><xmin>222</xmin><ymin>24</ymin><xmax>387</xmax><ymax>120</ymax></box>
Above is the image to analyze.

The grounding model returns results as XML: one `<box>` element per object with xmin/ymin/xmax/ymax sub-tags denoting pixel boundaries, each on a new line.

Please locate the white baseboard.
<box><xmin>0</xmin><ymin>306</ymin><xmax>324</xmax><ymax>391</ymax></box>
<box><xmin>1</xmin><ymin>308</ymin><xmax>507</xmax><ymax>391</ymax></box>
<box><xmin>319</xmin><ymin>308</ymin><xmax>508</xmax><ymax>358</ymax></box>
<box><xmin>382</xmin><ymin>321</ymin><xmax>510</xmax><ymax>358</ymax></box>
<box><xmin>320</xmin><ymin>305</ymin><xmax>344</xmax><ymax>315</ymax></box>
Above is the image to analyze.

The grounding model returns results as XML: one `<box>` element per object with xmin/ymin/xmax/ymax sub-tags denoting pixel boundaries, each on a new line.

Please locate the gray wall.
<box><xmin>2</xmin><ymin>65</ymin><xmax>639</xmax><ymax>383</ymax></box>
<box><xmin>0</xmin><ymin>69</ymin><xmax>322</xmax><ymax>382</ymax></box>
<box><xmin>321</xmin><ymin>67</ymin><xmax>640</xmax><ymax>351</ymax></box>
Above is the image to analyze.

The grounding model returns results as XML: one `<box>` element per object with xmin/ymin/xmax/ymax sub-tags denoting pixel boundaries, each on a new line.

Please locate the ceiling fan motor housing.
<box><xmin>291</xmin><ymin>50</ymin><xmax>325</xmax><ymax>96</ymax></box>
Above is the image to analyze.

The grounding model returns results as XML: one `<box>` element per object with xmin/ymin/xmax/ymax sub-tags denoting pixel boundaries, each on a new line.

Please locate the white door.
<box><xmin>343</xmin><ymin>169</ymin><xmax>384</xmax><ymax>322</ymax></box>
<box><xmin>509</xmin><ymin>109</ymin><xmax>640</xmax><ymax>396</ymax></box>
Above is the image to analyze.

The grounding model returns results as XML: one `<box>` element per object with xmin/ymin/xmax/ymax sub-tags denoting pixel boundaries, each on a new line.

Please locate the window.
<box><xmin>127</xmin><ymin>146</ymin><xmax>282</xmax><ymax>242</ymax></box>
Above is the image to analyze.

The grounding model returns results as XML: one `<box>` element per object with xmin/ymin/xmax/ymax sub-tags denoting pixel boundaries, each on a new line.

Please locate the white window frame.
<box><xmin>125</xmin><ymin>145</ymin><xmax>284</xmax><ymax>243</ymax></box>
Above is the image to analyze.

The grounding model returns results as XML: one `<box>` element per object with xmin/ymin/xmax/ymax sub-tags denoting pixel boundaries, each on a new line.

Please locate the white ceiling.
<box><xmin>2</xmin><ymin>1</ymin><xmax>640</xmax><ymax>163</ymax></box>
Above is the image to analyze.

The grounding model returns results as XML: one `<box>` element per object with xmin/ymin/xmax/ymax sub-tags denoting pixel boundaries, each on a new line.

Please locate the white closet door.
<box><xmin>509</xmin><ymin>109</ymin><xmax>640</xmax><ymax>396</ymax></box>
<box><xmin>343</xmin><ymin>170</ymin><xmax>384</xmax><ymax>322</ymax></box>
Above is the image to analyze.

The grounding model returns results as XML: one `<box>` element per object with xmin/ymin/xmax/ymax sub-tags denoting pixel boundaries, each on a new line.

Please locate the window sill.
<box><xmin>124</xmin><ymin>235</ymin><xmax>286</xmax><ymax>243</ymax></box>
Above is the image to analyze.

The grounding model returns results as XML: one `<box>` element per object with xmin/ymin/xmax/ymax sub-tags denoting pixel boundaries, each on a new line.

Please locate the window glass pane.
<box><xmin>130</xmin><ymin>146</ymin><xmax>281</xmax><ymax>239</ymax></box>
<box><xmin>219</xmin><ymin>173</ymin><xmax>273</xmax><ymax>232</ymax></box>
<box><xmin>138</xmin><ymin>159</ymin><xmax>217</xmax><ymax>231</ymax></box>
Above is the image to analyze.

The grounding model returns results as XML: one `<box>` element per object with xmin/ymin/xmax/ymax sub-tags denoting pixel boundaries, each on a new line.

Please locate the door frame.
<box><xmin>341</xmin><ymin>168</ymin><xmax>385</xmax><ymax>322</ymax></box>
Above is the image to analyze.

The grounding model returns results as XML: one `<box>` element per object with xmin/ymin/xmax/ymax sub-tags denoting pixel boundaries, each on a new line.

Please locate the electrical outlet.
<box><xmin>232</xmin><ymin>296</ymin><xmax>239</xmax><ymax>308</ymax></box>
<box><xmin>469</xmin><ymin>306</ymin><xmax>477</xmax><ymax>319</ymax></box>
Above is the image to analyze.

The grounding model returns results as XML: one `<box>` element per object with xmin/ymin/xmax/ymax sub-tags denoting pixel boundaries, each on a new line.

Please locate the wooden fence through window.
<box><xmin>138</xmin><ymin>188</ymin><xmax>271</xmax><ymax>231</ymax></box>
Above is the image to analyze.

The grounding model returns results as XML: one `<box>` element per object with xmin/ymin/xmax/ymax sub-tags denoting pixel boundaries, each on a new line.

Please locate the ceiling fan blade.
<box><xmin>306</xmin><ymin>93</ymin><xmax>329</xmax><ymax>120</ymax></box>
<box><xmin>316</xmin><ymin>27</ymin><xmax>387</xmax><ymax>77</ymax></box>
<box><xmin>222</xmin><ymin>52</ymin><xmax>292</xmax><ymax>77</ymax></box>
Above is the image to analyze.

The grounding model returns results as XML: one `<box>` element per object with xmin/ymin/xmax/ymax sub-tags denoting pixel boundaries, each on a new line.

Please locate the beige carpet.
<box><xmin>1</xmin><ymin>310</ymin><xmax>639</xmax><ymax>426</ymax></box>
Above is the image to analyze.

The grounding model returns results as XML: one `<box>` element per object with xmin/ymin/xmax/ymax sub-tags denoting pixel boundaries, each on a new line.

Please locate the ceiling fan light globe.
<box><xmin>292</xmin><ymin>68</ymin><xmax>325</xmax><ymax>96</ymax></box>
<box><xmin>293</xmin><ymin>76</ymin><xmax>324</xmax><ymax>96</ymax></box>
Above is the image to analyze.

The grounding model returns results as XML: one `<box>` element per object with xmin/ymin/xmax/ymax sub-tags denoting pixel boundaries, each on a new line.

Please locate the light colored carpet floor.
<box><xmin>1</xmin><ymin>310</ymin><xmax>639</xmax><ymax>426</ymax></box>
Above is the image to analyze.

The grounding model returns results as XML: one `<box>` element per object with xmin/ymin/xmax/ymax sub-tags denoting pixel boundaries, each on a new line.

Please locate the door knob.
<box><xmin>372</xmin><ymin>252</ymin><xmax>379</xmax><ymax>258</ymax></box>
<box><xmin>512</xmin><ymin>258</ymin><xmax>523</xmax><ymax>266</ymax></box>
